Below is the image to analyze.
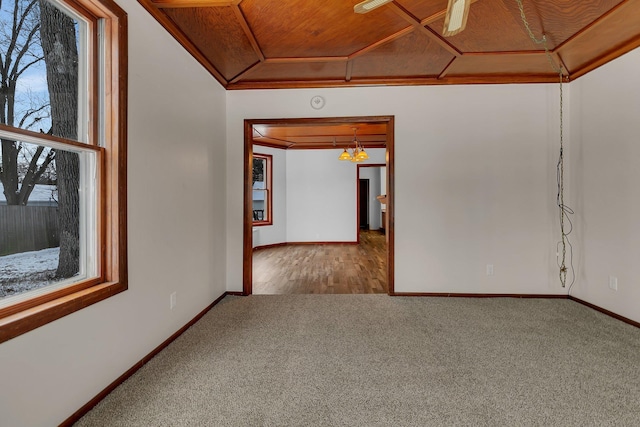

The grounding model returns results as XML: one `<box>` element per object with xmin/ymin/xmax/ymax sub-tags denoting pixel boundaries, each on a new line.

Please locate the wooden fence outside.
<box><xmin>0</xmin><ymin>205</ymin><xmax>59</xmax><ymax>256</ymax></box>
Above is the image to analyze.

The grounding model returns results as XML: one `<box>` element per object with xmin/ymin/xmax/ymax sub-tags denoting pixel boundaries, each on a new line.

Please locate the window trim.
<box><xmin>252</xmin><ymin>152</ymin><xmax>272</xmax><ymax>227</ymax></box>
<box><xmin>0</xmin><ymin>0</ymin><xmax>127</xmax><ymax>343</ymax></box>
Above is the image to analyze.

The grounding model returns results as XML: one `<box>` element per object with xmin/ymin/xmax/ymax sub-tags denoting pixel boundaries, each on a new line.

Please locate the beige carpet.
<box><xmin>76</xmin><ymin>295</ymin><xmax>640</xmax><ymax>426</ymax></box>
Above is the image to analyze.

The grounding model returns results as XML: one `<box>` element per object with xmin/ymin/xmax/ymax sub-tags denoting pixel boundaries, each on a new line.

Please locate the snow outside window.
<box><xmin>0</xmin><ymin>0</ymin><xmax>127</xmax><ymax>343</ymax></box>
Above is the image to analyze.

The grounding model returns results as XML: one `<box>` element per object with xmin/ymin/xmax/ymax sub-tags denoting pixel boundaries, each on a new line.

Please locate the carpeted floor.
<box><xmin>76</xmin><ymin>296</ymin><xmax>640</xmax><ymax>426</ymax></box>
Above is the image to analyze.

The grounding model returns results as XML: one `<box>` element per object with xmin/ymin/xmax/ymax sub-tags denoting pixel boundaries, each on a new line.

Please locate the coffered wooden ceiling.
<box><xmin>252</xmin><ymin>121</ymin><xmax>388</xmax><ymax>150</ymax></box>
<box><xmin>138</xmin><ymin>0</ymin><xmax>640</xmax><ymax>90</ymax></box>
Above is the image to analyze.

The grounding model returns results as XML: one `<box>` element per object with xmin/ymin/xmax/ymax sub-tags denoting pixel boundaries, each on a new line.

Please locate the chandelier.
<box><xmin>338</xmin><ymin>128</ymin><xmax>369</xmax><ymax>162</ymax></box>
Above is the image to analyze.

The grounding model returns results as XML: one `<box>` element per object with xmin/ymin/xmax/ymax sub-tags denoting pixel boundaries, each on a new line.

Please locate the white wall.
<box><xmin>253</xmin><ymin>147</ymin><xmax>386</xmax><ymax>246</ymax></box>
<box><xmin>0</xmin><ymin>0</ymin><xmax>227</xmax><ymax>424</ymax></box>
<box><xmin>286</xmin><ymin>149</ymin><xmax>356</xmax><ymax>242</ymax></box>
<box><xmin>253</xmin><ymin>146</ymin><xmax>286</xmax><ymax>247</ymax></box>
<box><xmin>286</xmin><ymin>149</ymin><xmax>386</xmax><ymax>242</ymax></box>
<box><xmin>570</xmin><ymin>47</ymin><xmax>640</xmax><ymax>324</ymax></box>
<box><xmin>359</xmin><ymin>166</ymin><xmax>383</xmax><ymax>230</ymax></box>
<box><xmin>227</xmin><ymin>84</ymin><xmax>565</xmax><ymax>294</ymax></box>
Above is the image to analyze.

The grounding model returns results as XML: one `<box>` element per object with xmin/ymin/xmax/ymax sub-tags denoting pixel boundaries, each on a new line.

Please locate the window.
<box><xmin>252</xmin><ymin>153</ymin><xmax>272</xmax><ymax>225</ymax></box>
<box><xmin>0</xmin><ymin>0</ymin><xmax>127</xmax><ymax>343</ymax></box>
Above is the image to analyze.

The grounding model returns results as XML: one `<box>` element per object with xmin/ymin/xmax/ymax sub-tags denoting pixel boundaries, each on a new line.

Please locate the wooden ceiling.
<box><xmin>139</xmin><ymin>0</ymin><xmax>640</xmax><ymax>89</ymax></box>
<box><xmin>252</xmin><ymin>121</ymin><xmax>388</xmax><ymax>150</ymax></box>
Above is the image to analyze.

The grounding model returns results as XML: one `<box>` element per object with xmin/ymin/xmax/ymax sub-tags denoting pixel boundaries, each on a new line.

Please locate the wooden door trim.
<box><xmin>243</xmin><ymin>116</ymin><xmax>395</xmax><ymax>295</ymax></box>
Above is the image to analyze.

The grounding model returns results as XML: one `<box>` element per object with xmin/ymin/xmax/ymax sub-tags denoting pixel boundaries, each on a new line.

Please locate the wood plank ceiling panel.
<box><xmin>351</xmin><ymin>30</ymin><xmax>455</xmax><ymax>78</ymax></box>
<box><xmin>251</xmin><ymin>138</ymin><xmax>387</xmax><ymax>150</ymax></box>
<box><xmin>253</xmin><ymin>123</ymin><xmax>387</xmax><ymax>149</ymax></box>
<box><xmin>445</xmin><ymin>52</ymin><xmax>560</xmax><ymax>77</ymax></box>
<box><xmin>239</xmin><ymin>0</ymin><xmax>410</xmax><ymax>58</ymax></box>
<box><xmin>153</xmin><ymin>0</ymin><xmax>239</xmax><ymax>7</ymax></box>
<box><xmin>530</xmin><ymin>0</ymin><xmax>625</xmax><ymax>47</ymax></box>
<box><xmin>395</xmin><ymin>0</ymin><xmax>450</xmax><ymax>21</ymax></box>
<box><xmin>140</xmin><ymin>0</ymin><xmax>640</xmax><ymax>88</ymax></box>
<box><xmin>164</xmin><ymin>6</ymin><xmax>259</xmax><ymax>80</ymax></box>
<box><xmin>428</xmin><ymin>0</ymin><xmax>538</xmax><ymax>52</ymax></box>
<box><xmin>557</xmin><ymin>0</ymin><xmax>640</xmax><ymax>74</ymax></box>
<box><xmin>240</xmin><ymin>61</ymin><xmax>349</xmax><ymax>82</ymax></box>
<box><xmin>257</xmin><ymin>123</ymin><xmax>388</xmax><ymax>138</ymax></box>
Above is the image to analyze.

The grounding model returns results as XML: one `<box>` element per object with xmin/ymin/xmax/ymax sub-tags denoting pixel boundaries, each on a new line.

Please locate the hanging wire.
<box><xmin>516</xmin><ymin>0</ymin><xmax>575</xmax><ymax>289</ymax></box>
<box><xmin>516</xmin><ymin>0</ymin><xmax>563</xmax><ymax>75</ymax></box>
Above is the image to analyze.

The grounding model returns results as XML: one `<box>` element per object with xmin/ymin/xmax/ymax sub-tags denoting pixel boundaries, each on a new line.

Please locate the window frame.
<box><xmin>252</xmin><ymin>153</ymin><xmax>272</xmax><ymax>226</ymax></box>
<box><xmin>0</xmin><ymin>0</ymin><xmax>127</xmax><ymax>343</ymax></box>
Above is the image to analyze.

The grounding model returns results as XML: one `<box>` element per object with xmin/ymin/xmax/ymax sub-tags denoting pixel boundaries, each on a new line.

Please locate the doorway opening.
<box><xmin>357</xmin><ymin>163</ymin><xmax>386</xmax><ymax>240</ymax></box>
<box><xmin>243</xmin><ymin>116</ymin><xmax>395</xmax><ymax>295</ymax></box>
<box><xmin>359</xmin><ymin>179</ymin><xmax>369</xmax><ymax>230</ymax></box>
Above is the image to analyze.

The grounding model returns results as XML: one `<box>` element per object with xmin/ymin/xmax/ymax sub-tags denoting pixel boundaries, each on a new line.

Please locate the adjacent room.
<box><xmin>1</xmin><ymin>0</ymin><xmax>639</xmax><ymax>425</ymax></box>
<box><xmin>250</xmin><ymin>120</ymin><xmax>390</xmax><ymax>294</ymax></box>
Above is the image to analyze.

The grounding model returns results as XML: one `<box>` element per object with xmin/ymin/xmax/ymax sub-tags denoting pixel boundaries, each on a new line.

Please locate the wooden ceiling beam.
<box><xmin>263</xmin><ymin>57</ymin><xmax>349</xmax><ymax>64</ymax></box>
<box><xmin>229</xmin><ymin>61</ymin><xmax>262</xmax><ymax>84</ymax></box>
<box><xmin>225</xmin><ymin>3</ymin><xmax>264</xmax><ymax>84</ymax></box>
<box><xmin>420</xmin><ymin>8</ymin><xmax>446</xmax><ymax>24</ymax></box>
<box><xmin>561</xmin><ymin>0</ymin><xmax>640</xmax><ymax>81</ymax></box>
<box><xmin>255</xmin><ymin>123</ymin><xmax>386</xmax><ymax>132</ymax></box>
<box><xmin>420</xmin><ymin>25</ymin><xmax>462</xmax><ymax>56</ymax></box>
<box><xmin>136</xmin><ymin>0</ymin><xmax>228</xmax><ymax>86</ymax></box>
<box><xmin>253</xmin><ymin>138</ymin><xmax>295</xmax><ymax>148</ymax></box>
<box><xmin>233</xmin><ymin>4</ymin><xmax>264</xmax><ymax>62</ymax></box>
<box><xmin>227</xmin><ymin>74</ymin><xmax>562</xmax><ymax>90</ymax></box>
<box><xmin>256</xmin><ymin>139</ymin><xmax>386</xmax><ymax>146</ymax></box>
<box><xmin>568</xmin><ymin>33</ymin><xmax>640</xmax><ymax>81</ymax></box>
<box><xmin>463</xmin><ymin>50</ymin><xmax>553</xmax><ymax>56</ymax></box>
<box><xmin>253</xmin><ymin>140</ymin><xmax>387</xmax><ymax>150</ymax></box>
<box><xmin>152</xmin><ymin>0</ymin><xmax>240</xmax><ymax>9</ymax></box>
<box><xmin>553</xmin><ymin>0</ymin><xmax>631</xmax><ymax>54</ymax></box>
<box><xmin>553</xmin><ymin>52</ymin><xmax>570</xmax><ymax>78</ymax></box>
<box><xmin>287</xmin><ymin>143</ymin><xmax>386</xmax><ymax>150</ymax></box>
<box><xmin>253</xmin><ymin>141</ymin><xmax>291</xmax><ymax>150</ymax></box>
<box><xmin>386</xmin><ymin>1</ymin><xmax>461</xmax><ymax>57</ymax></box>
<box><xmin>253</xmin><ymin>141</ymin><xmax>387</xmax><ymax>150</ymax></box>
<box><xmin>349</xmin><ymin>26</ymin><xmax>415</xmax><ymax>60</ymax></box>
<box><xmin>437</xmin><ymin>57</ymin><xmax>457</xmax><ymax>79</ymax></box>
<box><xmin>256</xmin><ymin>135</ymin><xmax>388</xmax><ymax>143</ymax></box>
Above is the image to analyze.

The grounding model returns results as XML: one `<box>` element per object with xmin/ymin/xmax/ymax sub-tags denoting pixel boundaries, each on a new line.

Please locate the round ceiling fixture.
<box><xmin>310</xmin><ymin>95</ymin><xmax>325</xmax><ymax>110</ymax></box>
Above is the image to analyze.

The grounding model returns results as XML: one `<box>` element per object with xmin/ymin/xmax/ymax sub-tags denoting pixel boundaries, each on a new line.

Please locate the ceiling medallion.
<box><xmin>310</xmin><ymin>95</ymin><xmax>325</xmax><ymax>110</ymax></box>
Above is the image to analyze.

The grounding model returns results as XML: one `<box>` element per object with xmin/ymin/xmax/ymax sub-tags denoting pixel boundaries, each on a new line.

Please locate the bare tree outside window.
<box><xmin>39</xmin><ymin>0</ymin><xmax>80</xmax><ymax>278</ymax></box>
<box><xmin>0</xmin><ymin>0</ymin><xmax>125</xmax><ymax>344</ymax></box>
<box><xmin>252</xmin><ymin>154</ymin><xmax>271</xmax><ymax>224</ymax></box>
<box><xmin>253</xmin><ymin>157</ymin><xmax>264</xmax><ymax>185</ymax></box>
<box><xmin>0</xmin><ymin>0</ymin><xmax>82</xmax><ymax>298</ymax></box>
<box><xmin>0</xmin><ymin>0</ymin><xmax>53</xmax><ymax>205</ymax></box>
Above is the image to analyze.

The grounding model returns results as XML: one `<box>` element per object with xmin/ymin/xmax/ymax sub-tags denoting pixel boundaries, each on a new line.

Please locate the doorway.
<box><xmin>243</xmin><ymin>116</ymin><xmax>395</xmax><ymax>295</ymax></box>
<box><xmin>357</xmin><ymin>163</ymin><xmax>386</xmax><ymax>241</ymax></box>
<box><xmin>359</xmin><ymin>179</ymin><xmax>369</xmax><ymax>230</ymax></box>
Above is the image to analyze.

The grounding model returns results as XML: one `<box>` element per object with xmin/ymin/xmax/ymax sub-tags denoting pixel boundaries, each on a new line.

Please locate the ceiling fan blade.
<box><xmin>354</xmin><ymin>0</ymin><xmax>393</xmax><ymax>14</ymax></box>
<box><xmin>443</xmin><ymin>0</ymin><xmax>471</xmax><ymax>37</ymax></box>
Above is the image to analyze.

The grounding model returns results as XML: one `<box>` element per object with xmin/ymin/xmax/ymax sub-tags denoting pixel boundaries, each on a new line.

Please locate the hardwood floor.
<box><xmin>253</xmin><ymin>230</ymin><xmax>387</xmax><ymax>294</ymax></box>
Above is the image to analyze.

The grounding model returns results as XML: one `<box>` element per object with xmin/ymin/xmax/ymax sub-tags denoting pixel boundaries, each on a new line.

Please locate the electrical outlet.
<box><xmin>608</xmin><ymin>276</ymin><xmax>618</xmax><ymax>291</ymax></box>
<box><xmin>486</xmin><ymin>264</ymin><xmax>494</xmax><ymax>276</ymax></box>
<box><xmin>170</xmin><ymin>292</ymin><xmax>177</xmax><ymax>310</ymax></box>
